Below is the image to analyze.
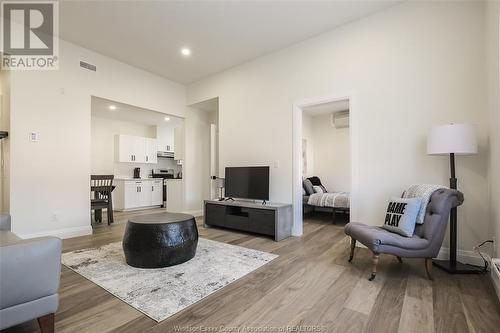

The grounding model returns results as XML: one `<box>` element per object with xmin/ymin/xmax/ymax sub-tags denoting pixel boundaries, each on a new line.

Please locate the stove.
<box><xmin>151</xmin><ymin>171</ymin><xmax>172</xmax><ymax>207</ymax></box>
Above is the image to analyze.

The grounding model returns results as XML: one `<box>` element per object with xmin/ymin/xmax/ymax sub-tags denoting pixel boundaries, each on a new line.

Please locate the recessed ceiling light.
<box><xmin>181</xmin><ymin>48</ymin><xmax>191</xmax><ymax>56</ymax></box>
<box><xmin>109</xmin><ymin>105</ymin><xmax>117</xmax><ymax>110</ymax></box>
<box><xmin>164</xmin><ymin>117</ymin><xmax>170</xmax><ymax>121</ymax></box>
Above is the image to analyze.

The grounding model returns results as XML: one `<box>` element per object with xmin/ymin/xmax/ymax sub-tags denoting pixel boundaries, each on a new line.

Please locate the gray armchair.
<box><xmin>0</xmin><ymin>214</ymin><xmax>62</xmax><ymax>333</ymax></box>
<box><xmin>344</xmin><ymin>188</ymin><xmax>464</xmax><ymax>281</ymax></box>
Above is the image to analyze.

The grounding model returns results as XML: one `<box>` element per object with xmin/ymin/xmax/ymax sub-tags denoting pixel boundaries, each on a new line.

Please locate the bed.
<box><xmin>303</xmin><ymin>177</ymin><xmax>350</xmax><ymax>223</ymax></box>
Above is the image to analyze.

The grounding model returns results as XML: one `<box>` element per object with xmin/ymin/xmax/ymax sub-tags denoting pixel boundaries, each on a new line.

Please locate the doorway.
<box><xmin>90</xmin><ymin>96</ymin><xmax>185</xmax><ymax>217</ymax></box>
<box><xmin>186</xmin><ymin>97</ymin><xmax>219</xmax><ymax>214</ymax></box>
<box><xmin>292</xmin><ymin>93</ymin><xmax>358</xmax><ymax>236</ymax></box>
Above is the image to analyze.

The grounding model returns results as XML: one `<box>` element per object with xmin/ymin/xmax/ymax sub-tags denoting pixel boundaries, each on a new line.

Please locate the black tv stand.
<box><xmin>262</xmin><ymin>200</ymin><xmax>267</xmax><ymax>205</ymax></box>
<box><xmin>204</xmin><ymin>200</ymin><xmax>292</xmax><ymax>241</ymax></box>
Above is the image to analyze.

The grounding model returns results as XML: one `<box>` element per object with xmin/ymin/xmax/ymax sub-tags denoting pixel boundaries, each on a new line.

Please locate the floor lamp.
<box><xmin>427</xmin><ymin>123</ymin><xmax>482</xmax><ymax>273</ymax></box>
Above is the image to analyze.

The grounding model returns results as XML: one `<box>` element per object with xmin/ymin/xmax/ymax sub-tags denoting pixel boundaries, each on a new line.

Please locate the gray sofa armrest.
<box><xmin>0</xmin><ymin>214</ymin><xmax>11</xmax><ymax>231</ymax></box>
<box><xmin>0</xmin><ymin>237</ymin><xmax>62</xmax><ymax>310</ymax></box>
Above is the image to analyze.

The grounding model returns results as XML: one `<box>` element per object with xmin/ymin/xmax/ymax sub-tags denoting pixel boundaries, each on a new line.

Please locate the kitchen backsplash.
<box><xmin>114</xmin><ymin>158</ymin><xmax>182</xmax><ymax>179</ymax></box>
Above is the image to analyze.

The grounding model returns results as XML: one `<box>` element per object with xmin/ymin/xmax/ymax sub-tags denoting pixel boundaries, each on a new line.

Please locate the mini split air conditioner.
<box><xmin>331</xmin><ymin>110</ymin><xmax>349</xmax><ymax>128</ymax></box>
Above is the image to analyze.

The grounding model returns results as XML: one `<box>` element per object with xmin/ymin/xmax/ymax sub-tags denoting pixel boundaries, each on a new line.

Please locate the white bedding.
<box><xmin>308</xmin><ymin>192</ymin><xmax>350</xmax><ymax>208</ymax></box>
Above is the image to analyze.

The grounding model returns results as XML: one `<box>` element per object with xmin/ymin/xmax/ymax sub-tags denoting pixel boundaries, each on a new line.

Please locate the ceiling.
<box><xmin>59</xmin><ymin>1</ymin><xmax>399</xmax><ymax>84</ymax></box>
<box><xmin>302</xmin><ymin>99</ymin><xmax>349</xmax><ymax>116</ymax></box>
<box><xmin>91</xmin><ymin>96</ymin><xmax>183</xmax><ymax>127</ymax></box>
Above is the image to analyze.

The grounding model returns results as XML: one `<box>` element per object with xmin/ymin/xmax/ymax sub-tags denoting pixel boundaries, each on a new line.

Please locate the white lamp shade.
<box><xmin>427</xmin><ymin>123</ymin><xmax>477</xmax><ymax>155</ymax></box>
<box><xmin>215</xmin><ymin>178</ymin><xmax>225</xmax><ymax>188</ymax></box>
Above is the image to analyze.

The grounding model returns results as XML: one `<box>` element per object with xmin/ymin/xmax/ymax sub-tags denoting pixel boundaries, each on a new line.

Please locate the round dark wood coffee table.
<box><xmin>122</xmin><ymin>212</ymin><xmax>198</xmax><ymax>268</ymax></box>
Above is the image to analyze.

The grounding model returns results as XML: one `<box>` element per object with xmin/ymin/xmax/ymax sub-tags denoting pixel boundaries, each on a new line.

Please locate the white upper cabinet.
<box><xmin>156</xmin><ymin>125</ymin><xmax>175</xmax><ymax>153</ymax></box>
<box><xmin>116</xmin><ymin>135</ymin><xmax>136</xmax><ymax>163</ymax></box>
<box><xmin>116</xmin><ymin>135</ymin><xmax>157</xmax><ymax>164</ymax></box>
<box><xmin>132</xmin><ymin>137</ymin><xmax>146</xmax><ymax>163</ymax></box>
<box><xmin>145</xmin><ymin>138</ymin><xmax>158</xmax><ymax>164</ymax></box>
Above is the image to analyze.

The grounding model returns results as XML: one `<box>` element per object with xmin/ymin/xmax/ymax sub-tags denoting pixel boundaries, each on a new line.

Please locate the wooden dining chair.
<box><xmin>90</xmin><ymin>175</ymin><xmax>114</xmax><ymax>225</ymax></box>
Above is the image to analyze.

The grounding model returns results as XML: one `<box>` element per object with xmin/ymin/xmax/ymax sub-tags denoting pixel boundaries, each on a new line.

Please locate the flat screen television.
<box><xmin>224</xmin><ymin>166</ymin><xmax>270</xmax><ymax>200</ymax></box>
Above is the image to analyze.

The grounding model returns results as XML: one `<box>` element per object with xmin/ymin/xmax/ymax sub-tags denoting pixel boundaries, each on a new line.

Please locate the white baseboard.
<box><xmin>491</xmin><ymin>259</ymin><xmax>500</xmax><ymax>302</ymax></box>
<box><xmin>353</xmin><ymin>242</ymin><xmax>486</xmax><ymax>267</ymax></box>
<box><xmin>436</xmin><ymin>247</ymin><xmax>485</xmax><ymax>267</ymax></box>
<box><xmin>182</xmin><ymin>210</ymin><xmax>203</xmax><ymax>217</ymax></box>
<box><xmin>18</xmin><ymin>225</ymin><xmax>92</xmax><ymax>240</ymax></box>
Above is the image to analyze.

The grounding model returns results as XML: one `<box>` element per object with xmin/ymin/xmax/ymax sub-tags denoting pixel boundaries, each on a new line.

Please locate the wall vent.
<box><xmin>80</xmin><ymin>61</ymin><xmax>96</xmax><ymax>72</ymax></box>
<box><xmin>331</xmin><ymin>110</ymin><xmax>349</xmax><ymax>128</ymax></box>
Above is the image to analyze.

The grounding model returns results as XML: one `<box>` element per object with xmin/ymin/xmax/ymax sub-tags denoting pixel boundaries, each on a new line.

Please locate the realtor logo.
<box><xmin>1</xmin><ymin>1</ymin><xmax>58</xmax><ymax>70</ymax></box>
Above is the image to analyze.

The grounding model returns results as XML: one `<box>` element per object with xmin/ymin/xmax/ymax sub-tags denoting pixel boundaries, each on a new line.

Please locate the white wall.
<box><xmin>486</xmin><ymin>1</ymin><xmax>500</xmax><ymax>256</ymax></box>
<box><xmin>311</xmin><ymin>113</ymin><xmax>350</xmax><ymax>192</ymax></box>
<box><xmin>301</xmin><ymin>113</ymin><xmax>315</xmax><ymax>178</ymax></box>
<box><xmin>184</xmin><ymin>108</ymin><xmax>212</xmax><ymax>214</ymax></box>
<box><xmin>8</xmin><ymin>39</ymin><xmax>187</xmax><ymax>238</ymax></box>
<box><xmin>0</xmin><ymin>71</ymin><xmax>10</xmax><ymax>212</ymax></box>
<box><xmin>188</xmin><ymin>1</ymin><xmax>490</xmax><ymax>251</ymax></box>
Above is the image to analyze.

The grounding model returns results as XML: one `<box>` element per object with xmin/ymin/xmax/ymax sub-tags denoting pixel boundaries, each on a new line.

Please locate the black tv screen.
<box><xmin>225</xmin><ymin>166</ymin><xmax>270</xmax><ymax>200</ymax></box>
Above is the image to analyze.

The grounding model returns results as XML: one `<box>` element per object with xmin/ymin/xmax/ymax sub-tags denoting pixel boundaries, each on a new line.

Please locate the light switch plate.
<box><xmin>29</xmin><ymin>132</ymin><xmax>39</xmax><ymax>142</ymax></box>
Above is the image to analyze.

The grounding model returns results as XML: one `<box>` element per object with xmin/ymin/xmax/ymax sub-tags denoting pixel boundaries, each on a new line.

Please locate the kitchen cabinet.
<box><xmin>145</xmin><ymin>138</ymin><xmax>158</xmax><ymax>164</ymax></box>
<box><xmin>115</xmin><ymin>135</ymin><xmax>157</xmax><ymax>164</ymax></box>
<box><xmin>116</xmin><ymin>135</ymin><xmax>136</xmax><ymax>163</ymax></box>
<box><xmin>151</xmin><ymin>179</ymin><xmax>163</xmax><ymax>206</ymax></box>
<box><xmin>123</xmin><ymin>181</ymin><xmax>142</xmax><ymax>209</ymax></box>
<box><xmin>174</xmin><ymin>127</ymin><xmax>184</xmax><ymax>161</ymax></box>
<box><xmin>138</xmin><ymin>182</ymin><xmax>152</xmax><ymax>207</ymax></box>
<box><xmin>113</xmin><ymin>179</ymin><xmax>163</xmax><ymax>211</ymax></box>
<box><xmin>156</xmin><ymin>125</ymin><xmax>175</xmax><ymax>153</ymax></box>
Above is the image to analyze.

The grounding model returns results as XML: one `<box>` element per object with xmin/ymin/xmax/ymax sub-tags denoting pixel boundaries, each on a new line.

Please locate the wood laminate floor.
<box><xmin>3</xmin><ymin>209</ymin><xmax>500</xmax><ymax>333</ymax></box>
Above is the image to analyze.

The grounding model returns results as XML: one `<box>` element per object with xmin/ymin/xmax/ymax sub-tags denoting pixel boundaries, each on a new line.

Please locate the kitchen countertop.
<box><xmin>114</xmin><ymin>177</ymin><xmax>161</xmax><ymax>181</ymax></box>
<box><xmin>114</xmin><ymin>177</ymin><xmax>183</xmax><ymax>181</ymax></box>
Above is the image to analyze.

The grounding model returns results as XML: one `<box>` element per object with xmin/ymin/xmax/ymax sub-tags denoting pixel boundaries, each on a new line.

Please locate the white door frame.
<box><xmin>292</xmin><ymin>91</ymin><xmax>359</xmax><ymax>236</ymax></box>
<box><xmin>209</xmin><ymin>123</ymin><xmax>218</xmax><ymax>199</ymax></box>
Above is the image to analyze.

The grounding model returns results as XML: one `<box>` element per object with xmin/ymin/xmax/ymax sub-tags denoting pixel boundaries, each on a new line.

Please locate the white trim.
<box><xmin>491</xmin><ymin>258</ymin><xmax>500</xmax><ymax>302</ymax></box>
<box><xmin>353</xmin><ymin>244</ymin><xmax>486</xmax><ymax>268</ymax></box>
<box><xmin>436</xmin><ymin>247</ymin><xmax>486</xmax><ymax>267</ymax></box>
<box><xmin>18</xmin><ymin>225</ymin><xmax>92</xmax><ymax>240</ymax></box>
<box><xmin>183</xmin><ymin>209</ymin><xmax>204</xmax><ymax>217</ymax></box>
<box><xmin>292</xmin><ymin>91</ymin><xmax>359</xmax><ymax>236</ymax></box>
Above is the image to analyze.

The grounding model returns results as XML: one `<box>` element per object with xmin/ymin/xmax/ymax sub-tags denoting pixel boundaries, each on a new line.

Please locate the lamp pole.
<box><xmin>432</xmin><ymin>152</ymin><xmax>482</xmax><ymax>274</ymax></box>
<box><xmin>449</xmin><ymin>153</ymin><xmax>457</xmax><ymax>266</ymax></box>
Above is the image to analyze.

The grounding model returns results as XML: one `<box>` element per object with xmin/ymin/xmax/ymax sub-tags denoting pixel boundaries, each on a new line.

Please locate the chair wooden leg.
<box><xmin>95</xmin><ymin>209</ymin><xmax>102</xmax><ymax>223</ymax></box>
<box><xmin>107</xmin><ymin>208</ymin><xmax>112</xmax><ymax>225</ymax></box>
<box><xmin>109</xmin><ymin>194</ymin><xmax>114</xmax><ymax>224</ymax></box>
<box><xmin>348</xmin><ymin>237</ymin><xmax>356</xmax><ymax>262</ymax></box>
<box><xmin>369</xmin><ymin>253</ymin><xmax>379</xmax><ymax>281</ymax></box>
<box><xmin>425</xmin><ymin>258</ymin><xmax>433</xmax><ymax>280</ymax></box>
<box><xmin>396</xmin><ymin>256</ymin><xmax>403</xmax><ymax>263</ymax></box>
<box><xmin>37</xmin><ymin>313</ymin><xmax>54</xmax><ymax>333</ymax></box>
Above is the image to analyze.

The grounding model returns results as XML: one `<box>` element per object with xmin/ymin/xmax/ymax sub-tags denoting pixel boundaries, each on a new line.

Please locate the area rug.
<box><xmin>62</xmin><ymin>238</ymin><xmax>277</xmax><ymax>322</ymax></box>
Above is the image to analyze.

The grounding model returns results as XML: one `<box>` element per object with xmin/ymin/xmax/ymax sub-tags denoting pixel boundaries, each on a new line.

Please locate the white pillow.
<box><xmin>313</xmin><ymin>185</ymin><xmax>324</xmax><ymax>194</ymax></box>
<box><xmin>381</xmin><ymin>197</ymin><xmax>422</xmax><ymax>237</ymax></box>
